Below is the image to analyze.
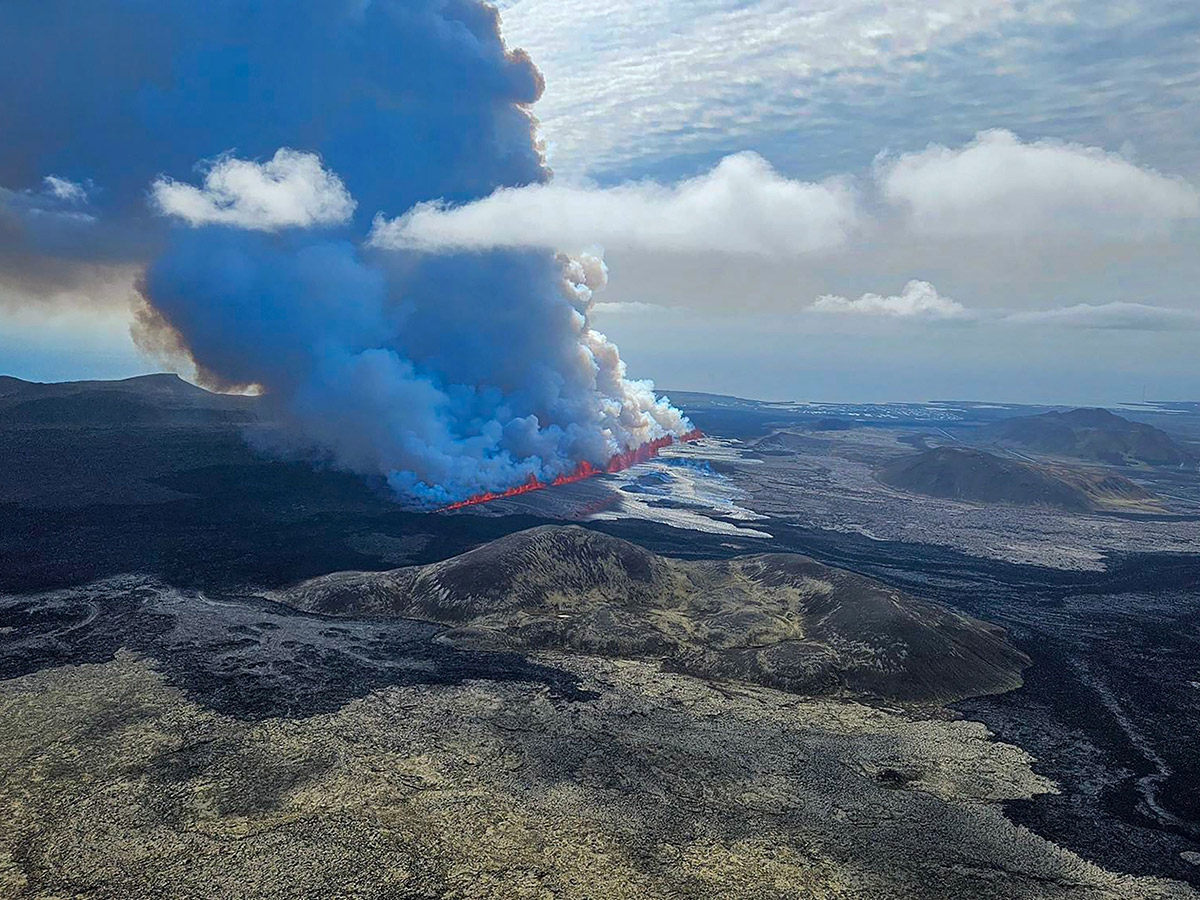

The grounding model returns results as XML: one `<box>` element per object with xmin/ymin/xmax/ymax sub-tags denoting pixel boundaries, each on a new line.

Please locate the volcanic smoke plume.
<box><xmin>0</xmin><ymin>0</ymin><xmax>692</xmax><ymax>506</ymax></box>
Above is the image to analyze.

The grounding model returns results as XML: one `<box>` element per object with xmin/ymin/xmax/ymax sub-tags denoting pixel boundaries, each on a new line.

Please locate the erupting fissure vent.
<box><xmin>438</xmin><ymin>430</ymin><xmax>704</xmax><ymax>511</ymax></box>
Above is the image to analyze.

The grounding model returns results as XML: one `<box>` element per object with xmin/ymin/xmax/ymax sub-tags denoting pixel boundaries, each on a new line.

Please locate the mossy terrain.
<box><xmin>3</xmin><ymin>652</ymin><xmax>1192</xmax><ymax>899</ymax></box>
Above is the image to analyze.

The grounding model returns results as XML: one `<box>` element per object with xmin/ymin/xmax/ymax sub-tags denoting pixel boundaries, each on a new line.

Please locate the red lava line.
<box><xmin>438</xmin><ymin>429</ymin><xmax>704</xmax><ymax>512</ymax></box>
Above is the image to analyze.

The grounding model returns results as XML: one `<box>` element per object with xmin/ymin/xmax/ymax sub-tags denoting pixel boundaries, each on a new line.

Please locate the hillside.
<box><xmin>977</xmin><ymin>407</ymin><xmax>1195</xmax><ymax>467</ymax></box>
<box><xmin>752</xmin><ymin>424</ymin><xmax>855</xmax><ymax>454</ymax></box>
<box><xmin>0</xmin><ymin>374</ymin><xmax>268</xmax><ymax>510</ymax></box>
<box><xmin>880</xmin><ymin>446</ymin><xmax>1154</xmax><ymax>512</ymax></box>
<box><xmin>0</xmin><ymin>373</ymin><xmax>256</xmax><ymax>426</ymax></box>
<box><xmin>275</xmin><ymin>525</ymin><xmax>1028</xmax><ymax>703</ymax></box>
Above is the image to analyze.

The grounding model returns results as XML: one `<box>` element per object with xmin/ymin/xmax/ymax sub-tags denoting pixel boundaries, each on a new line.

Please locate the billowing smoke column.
<box><xmin>0</xmin><ymin>0</ymin><xmax>692</xmax><ymax>506</ymax></box>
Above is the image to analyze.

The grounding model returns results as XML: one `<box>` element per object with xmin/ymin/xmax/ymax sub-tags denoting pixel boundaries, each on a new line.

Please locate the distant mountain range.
<box><xmin>276</xmin><ymin>524</ymin><xmax>1028</xmax><ymax>704</ymax></box>
<box><xmin>975</xmin><ymin>407</ymin><xmax>1196</xmax><ymax>468</ymax></box>
<box><xmin>879</xmin><ymin>446</ymin><xmax>1154</xmax><ymax>512</ymax></box>
<box><xmin>0</xmin><ymin>373</ymin><xmax>256</xmax><ymax>426</ymax></box>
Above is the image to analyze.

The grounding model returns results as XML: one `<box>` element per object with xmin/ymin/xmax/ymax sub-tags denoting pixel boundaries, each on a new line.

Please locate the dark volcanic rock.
<box><xmin>977</xmin><ymin>407</ymin><xmax>1195</xmax><ymax>467</ymax></box>
<box><xmin>0</xmin><ymin>578</ymin><xmax>591</xmax><ymax>719</ymax></box>
<box><xmin>276</xmin><ymin>525</ymin><xmax>1029</xmax><ymax>703</ymax></box>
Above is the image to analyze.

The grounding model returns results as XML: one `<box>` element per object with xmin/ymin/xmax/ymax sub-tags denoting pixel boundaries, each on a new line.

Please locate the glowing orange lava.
<box><xmin>438</xmin><ymin>428</ymin><xmax>705</xmax><ymax>512</ymax></box>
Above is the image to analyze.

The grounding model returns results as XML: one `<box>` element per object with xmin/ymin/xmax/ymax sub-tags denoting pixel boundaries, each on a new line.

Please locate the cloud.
<box><xmin>810</xmin><ymin>280</ymin><xmax>1200</xmax><ymax>332</ymax></box>
<box><xmin>371</xmin><ymin>152</ymin><xmax>858</xmax><ymax>255</ymax></box>
<box><xmin>374</xmin><ymin>129</ymin><xmax>1200</xmax><ymax>258</ymax></box>
<box><xmin>43</xmin><ymin>176</ymin><xmax>88</xmax><ymax>204</ymax></box>
<box><xmin>1</xmin><ymin>178</ymin><xmax>95</xmax><ymax>224</ymax></box>
<box><xmin>498</xmin><ymin>0</ymin><xmax>1085</xmax><ymax>179</ymax></box>
<box><xmin>811</xmin><ymin>280</ymin><xmax>966</xmax><ymax>319</ymax></box>
<box><xmin>878</xmin><ymin>130</ymin><xmax>1200</xmax><ymax>240</ymax></box>
<box><xmin>1004</xmin><ymin>301</ymin><xmax>1200</xmax><ymax>331</ymax></box>
<box><xmin>591</xmin><ymin>301</ymin><xmax>674</xmax><ymax>315</ymax></box>
<box><xmin>151</xmin><ymin>149</ymin><xmax>356</xmax><ymax>231</ymax></box>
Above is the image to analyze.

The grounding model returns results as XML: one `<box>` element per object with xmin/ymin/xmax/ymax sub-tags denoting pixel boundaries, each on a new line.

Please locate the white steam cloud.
<box><xmin>370</xmin><ymin>152</ymin><xmax>858</xmax><ymax>256</ymax></box>
<box><xmin>152</xmin><ymin>149</ymin><xmax>357</xmax><ymax>231</ymax></box>
<box><xmin>562</xmin><ymin>251</ymin><xmax>693</xmax><ymax>443</ymax></box>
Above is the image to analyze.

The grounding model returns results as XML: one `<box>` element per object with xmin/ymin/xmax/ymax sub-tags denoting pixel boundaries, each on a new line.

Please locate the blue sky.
<box><xmin>3</xmin><ymin>0</ymin><xmax>1200</xmax><ymax>404</ymax></box>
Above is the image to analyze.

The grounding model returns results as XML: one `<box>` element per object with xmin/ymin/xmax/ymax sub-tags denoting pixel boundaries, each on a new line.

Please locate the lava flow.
<box><xmin>438</xmin><ymin>429</ymin><xmax>704</xmax><ymax>512</ymax></box>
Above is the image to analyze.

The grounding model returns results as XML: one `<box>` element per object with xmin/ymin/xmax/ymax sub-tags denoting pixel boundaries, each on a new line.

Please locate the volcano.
<box><xmin>437</xmin><ymin>429</ymin><xmax>704</xmax><ymax>511</ymax></box>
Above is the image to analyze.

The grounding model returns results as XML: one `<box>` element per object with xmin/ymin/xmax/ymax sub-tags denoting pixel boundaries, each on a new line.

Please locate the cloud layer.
<box><xmin>499</xmin><ymin>0</ymin><xmax>1072</xmax><ymax>177</ymax></box>
<box><xmin>1004</xmin><ymin>301</ymin><xmax>1200</xmax><ymax>331</ymax></box>
<box><xmin>499</xmin><ymin>0</ymin><xmax>1200</xmax><ymax>185</ymax></box>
